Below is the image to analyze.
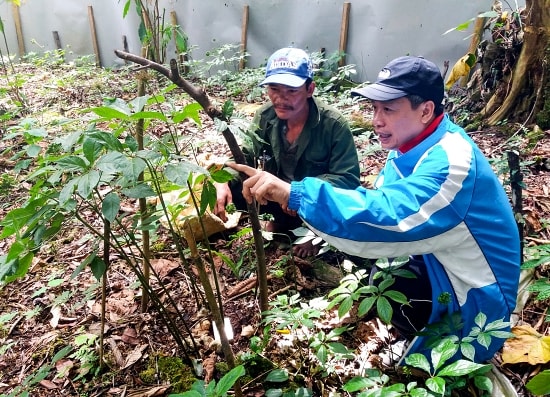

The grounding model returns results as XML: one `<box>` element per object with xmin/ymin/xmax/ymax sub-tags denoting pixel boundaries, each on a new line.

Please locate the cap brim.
<box><xmin>259</xmin><ymin>74</ymin><xmax>307</xmax><ymax>88</ymax></box>
<box><xmin>351</xmin><ymin>83</ymin><xmax>407</xmax><ymax>101</ymax></box>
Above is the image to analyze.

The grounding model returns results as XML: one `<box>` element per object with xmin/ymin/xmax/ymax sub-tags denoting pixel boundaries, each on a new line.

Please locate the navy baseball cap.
<box><xmin>351</xmin><ymin>56</ymin><xmax>444</xmax><ymax>105</ymax></box>
<box><xmin>259</xmin><ymin>47</ymin><xmax>313</xmax><ymax>88</ymax></box>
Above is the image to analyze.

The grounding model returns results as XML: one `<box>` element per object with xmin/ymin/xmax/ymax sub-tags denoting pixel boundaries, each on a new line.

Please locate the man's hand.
<box><xmin>227</xmin><ymin>163</ymin><xmax>291</xmax><ymax>208</ymax></box>
<box><xmin>213</xmin><ymin>182</ymin><xmax>232</xmax><ymax>222</ymax></box>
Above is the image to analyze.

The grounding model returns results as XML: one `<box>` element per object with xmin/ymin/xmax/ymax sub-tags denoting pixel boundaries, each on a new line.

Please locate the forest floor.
<box><xmin>0</xmin><ymin>60</ymin><xmax>549</xmax><ymax>397</ymax></box>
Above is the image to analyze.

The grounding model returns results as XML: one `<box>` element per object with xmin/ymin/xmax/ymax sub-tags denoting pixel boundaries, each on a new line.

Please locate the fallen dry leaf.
<box><xmin>121</xmin><ymin>327</ymin><xmax>140</xmax><ymax>345</ymax></box>
<box><xmin>151</xmin><ymin>258</ymin><xmax>180</xmax><ymax>280</ymax></box>
<box><xmin>126</xmin><ymin>385</ymin><xmax>171</xmax><ymax>397</ymax></box>
<box><xmin>241</xmin><ymin>325</ymin><xmax>255</xmax><ymax>337</ymax></box>
<box><xmin>123</xmin><ymin>344</ymin><xmax>148</xmax><ymax>369</ymax></box>
<box><xmin>39</xmin><ymin>379</ymin><xmax>58</xmax><ymax>390</ymax></box>
<box><xmin>501</xmin><ymin>324</ymin><xmax>550</xmax><ymax>365</ymax></box>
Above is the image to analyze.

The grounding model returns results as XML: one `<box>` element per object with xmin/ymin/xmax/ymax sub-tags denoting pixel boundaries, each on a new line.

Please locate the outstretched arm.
<box><xmin>227</xmin><ymin>163</ymin><xmax>291</xmax><ymax>210</ymax></box>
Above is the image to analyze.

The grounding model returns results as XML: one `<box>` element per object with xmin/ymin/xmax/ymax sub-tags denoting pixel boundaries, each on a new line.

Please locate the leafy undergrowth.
<box><xmin>0</xmin><ymin>59</ymin><xmax>549</xmax><ymax>397</ymax></box>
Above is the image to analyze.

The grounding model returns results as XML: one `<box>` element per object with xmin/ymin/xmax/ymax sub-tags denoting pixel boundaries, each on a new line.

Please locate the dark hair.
<box><xmin>407</xmin><ymin>94</ymin><xmax>444</xmax><ymax>116</ymax></box>
<box><xmin>305</xmin><ymin>78</ymin><xmax>313</xmax><ymax>90</ymax></box>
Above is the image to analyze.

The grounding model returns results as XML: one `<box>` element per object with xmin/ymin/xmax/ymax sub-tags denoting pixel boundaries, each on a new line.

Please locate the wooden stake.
<box><xmin>11</xmin><ymin>3</ymin><xmax>25</xmax><ymax>57</ymax></box>
<box><xmin>239</xmin><ymin>5</ymin><xmax>249</xmax><ymax>71</ymax></box>
<box><xmin>52</xmin><ymin>31</ymin><xmax>62</xmax><ymax>50</ymax></box>
<box><xmin>88</xmin><ymin>5</ymin><xmax>101</xmax><ymax>67</ymax></box>
<box><xmin>460</xmin><ymin>16</ymin><xmax>486</xmax><ymax>87</ymax></box>
<box><xmin>338</xmin><ymin>2</ymin><xmax>351</xmax><ymax>67</ymax></box>
<box><xmin>122</xmin><ymin>36</ymin><xmax>129</xmax><ymax>64</ymax></box>
<box><xmin>170</xmin><ymin>10</ymin><xmax>188</xmax><ymax>74</ymax></box>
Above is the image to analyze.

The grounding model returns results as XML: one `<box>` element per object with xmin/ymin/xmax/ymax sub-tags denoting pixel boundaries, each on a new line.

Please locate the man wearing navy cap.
<box><xmin>229</xmin><ymin>55</ymin><xmax>520</xmax><ymax>363</ymax></box>
<box><xmin>215</xmin><ymin>47</ymin><xmax>360</xmax><ymax>257</ymax></box>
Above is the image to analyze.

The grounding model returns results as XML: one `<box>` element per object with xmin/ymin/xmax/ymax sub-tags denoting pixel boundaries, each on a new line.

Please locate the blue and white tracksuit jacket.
<box><xmin>288</xmin><ymin>114</ymin><xmax>520</xmax><ymax>362</ymax></box>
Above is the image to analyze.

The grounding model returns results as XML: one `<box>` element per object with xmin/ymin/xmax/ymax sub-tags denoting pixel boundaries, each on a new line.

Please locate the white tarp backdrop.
<box><xmin>0</xmin><ymin>0</ymin><xmax>524</xmax><ymax>83</ymax></box>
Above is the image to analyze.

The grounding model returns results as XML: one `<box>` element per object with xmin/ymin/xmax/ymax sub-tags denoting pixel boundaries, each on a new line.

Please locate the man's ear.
<box><xmin>420</xmin><ymin>101</ymin><xmax>436</xmax><ymax>122</ymax></box>
<box><xmin>307</xmin><ymin>81</ymin><xmax>315</xmax><ymax>97</ymax></box>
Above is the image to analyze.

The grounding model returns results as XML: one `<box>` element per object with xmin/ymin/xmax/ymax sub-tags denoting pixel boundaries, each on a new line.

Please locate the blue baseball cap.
<box><xmin>259</xmin><ymin>47</ymin><xmax>313</xmax><ymax>88</ymax></box>
<box><xmin>351</xmin><ymin>56</ymin><xmax>444</xmax><ymax>105</ymax></box>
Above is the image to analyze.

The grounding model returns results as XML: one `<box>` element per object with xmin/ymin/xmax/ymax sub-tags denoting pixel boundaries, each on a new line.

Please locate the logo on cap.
<box><xmin>259</xmin><ymin>47</ymin><xmax>313</xmax><ymax>88</ymax></box>
<box><xmin>378</xmin><ymin>68</ymin><xmax>391</xmax><ymax>80</ymax></box>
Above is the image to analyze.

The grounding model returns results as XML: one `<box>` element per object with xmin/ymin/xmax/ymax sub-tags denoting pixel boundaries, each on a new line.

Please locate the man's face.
<box><xmin>266</xmin><ymin>82</ymin><xmax>314</xmax><ymax>121</ymax></box>
<box><xmin>371</xmin><ymin>97</ymin><xmax>431</xmax><ymax>150</ymax></box>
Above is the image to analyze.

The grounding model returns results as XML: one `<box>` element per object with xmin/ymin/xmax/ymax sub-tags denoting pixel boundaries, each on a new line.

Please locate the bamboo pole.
<box><xmin>239</xmin><ymin>5</ymin><xmax>249</xmax><ymax>70</ymax></box>
<box><xmin>460</xmin><ymin>16</ymin><xmax>486</xmax><ymax>86</ymax></box>
<box><xmin>87</xmin><ymin>5</ymin><xmax>101</xmax><ymax>67</ymax></box>
<box><xmin>11</xmin><ymin>3</ymin><xmax>25</xmax><ymax>57</ymax></box>
<box><xmin>338</xmin><ymin>2</ymin><xmax>351</xmax><ymax>67</ymax></box>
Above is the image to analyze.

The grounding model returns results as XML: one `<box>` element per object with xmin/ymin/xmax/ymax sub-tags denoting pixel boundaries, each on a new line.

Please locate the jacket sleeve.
<box><xmin>288</xmin><ymin>145</ymin><xmax>470</xmax><ymax>258</ymax></box>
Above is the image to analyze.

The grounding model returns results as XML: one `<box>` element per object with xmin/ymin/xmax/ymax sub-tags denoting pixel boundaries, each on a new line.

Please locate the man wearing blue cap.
<box><xmin>228</xmin><ymin>56</ymin><xmax>520</xmax><ymax>363</ymax></box>
<box><xmin>215</xmin><ymin>47</ymin><xmax>360</xmax><ymax>257</ymax></box>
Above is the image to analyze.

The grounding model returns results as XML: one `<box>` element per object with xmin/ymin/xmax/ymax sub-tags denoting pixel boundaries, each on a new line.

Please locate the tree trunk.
<box><xmin>483</xmin><ymin>0</ymin><xmax>550</xmax><ymax>126</ymax></box>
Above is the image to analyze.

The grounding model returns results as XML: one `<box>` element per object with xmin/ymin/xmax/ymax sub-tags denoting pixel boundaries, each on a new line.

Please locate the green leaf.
<box><xmin>102</xmin><ymin>192</ymin><xmax>121</xmax><ymax>223</ymax></box>
<box><xmin>89</xmin><ymin>130</ymin><xmax>124</xmax><ymax>151</ymax></box>
<box><xmin>58</xmin><ymin>179</ymin><xmax>78</xmax><ymax>205</ymax></box>
<box><xmin>338</xmin><ymin>296</ymin><xmax>354</xmax><ymax>319</ymax></box>
<box><xmin>210</xmin><ymin>168</ymin><xmax>234</xmax><ymax>184</ymax></box>
<box><xmin>437</xmin><ymin>360</ymin><xmax>490</xmax><ymax>377</ymax></box>
<box><xmin>96</xmin><ymin>152</ymin><xmax>131</xmax><ymax>175</ymax></box>
<box><xmin>26</xmin><ymin>144</ymin><xmax>42</xmax><ymax>157</ymax></box>
<box><xmin>222</xmin><ymin>100</ymin><xmax>234</xmax><ymax>118</ymax></box>
<box><xmin>328</xmin><ymin>342</ymin><xmax>351</xmax><ymax>354</ymax></box>
<box><xmin>0</xmin><ymin>207</ymin><xmax>36</xmax><ymax>238</ymax></box>
<box><xmin>473</xmin><ymin>375</ymin><xmax>493</xmax><ymax>393</ymax></box>
<box><xmin>130</xmin><ymin>111</ymin><xmax>168</xmax><ymax>122</ymax></box>
<box><xmin>376</xmin><ymin>296</ymin><xmax>393</xmax><ymax>324</ymax></box>
<box><xmin>165</xmin><ymin>162</ymin><xmax>208</xmax><ymax>186</ymax></box>
<box><xmin>521</xmin><ymin>255</ymin><xmax>550</xmax><ymax>269</ymax></box>
<box><xmin>91</xmin><ymin>106</ymin><xmax>130</xmax><ymax>120</ymax></box>
<box><xmin>129</xmin><ymin>95</ymin><xmax>148</xmax><ymax>113</ymax></box>
<box><xmin>1</xmin><ymin>251</ymin><xmax>34</xmax><ymax>283</ymax></box>
<box><xmin>426</xmin><ymin>377</ymin><xmax>445</xmax><ymax>395</ymax></box>
<box><xmin>76</xmin><ymin>171</ymin><xmax>100</xmax><ymax>198</ymax></box>
<box><xmin>477</xmin><ymin>332</ymin><xmax>492</xmax><ymax>349</ymax></box>
<box><xmin>174</xmin><ymin>29</ymin><xmax>188</xmax><ymax>53</ymax></box>
<box><xmin>409</xmin><ymin>387</ymin><xmax>429</xmax><ymax>397</ymax></box>
<box><xmin>51</xmin><ymin>345</ymin><xmax>73</xmax><ymax>363</ymax></box>
<box><xmin>265</xmin><ymin>369</ymin><xmax>288</xmax><ymax>383</ymax></box>
<box><xmin>200</xmin><ymin>181</ymin><xmax>217</xmax><ymax>215</ymax></box>
<box><xmin>122</xmin><ymin>0</ymin><xmax>131</xmax><ymax>18</ymax></box>
<box><xmin>90</xmin><ymin>256</ymin><xmax>107</xmax><ymax>281</ymax></box>
<box><xmin>343</xmin><ymin>376</ymin><xmax>378</xmax><ymax>392</ymax></box>
<box><xmin>357</xmin><ymin>296</ymin><xmax>376</xmax><ymax>317</ymax></box>
<box><xmin>383</xmin><ymin>289</ymin><xmax>409</xmax><ymax>305</ymax></box>
<box><xmin>316</xmin><ymin>344</ymin><xmax>328</xmax><ymax>364</ymax></box>
<box><xmin>121</xmin><ymin>157</ymin><xmax>147</xmax><ymax>182</ymax></box>
<box><xmin>377</xmin><ymin>277</ymin><xmax>395</xmax><ymax>291</ymax></box>
<box><xmin>82</xmin><ymin>137</ymin><xmax>104</xmax><ymax>165</ymax></box>
<box><xmin>122</xmin><ymin>184</ymin><xmax>157</xmax><ymax>199</ymax></box>
<box><xmin>460</xmin><ymin>342</ymin><xmax>476</xmax><ymax>361</ymax></box>
<box><xmin>405</xmin><ymin>353</ymin><xmax>432</xmax><ymax>374</ymax></box>
<box><xmin>431</xmin><ymin>338</ymin><xmax>458</xmax><ymax>371</ymax></box>
<box><xmin>56</xmin><ymin>155</ymin><xmax>89</xmax><ymax>172</ymax></box>
<box><xmin>474</xmin><ymin>312</ymin><xmax>487</xmax><ymax>328</ymax></box>
<box><xmin>173</xmin><ymin>102</ymin><xmax>202</xmax><ymax>125</ymax></box>
<box><xmin>214</xmin><ymin>365</ymin><xmax>245</xmax><ymax>396</ymax></box>
<box><xmin>526</xmin><ymin>370</ymin><xmax>550</xmax><ymax>396</ymax></box>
